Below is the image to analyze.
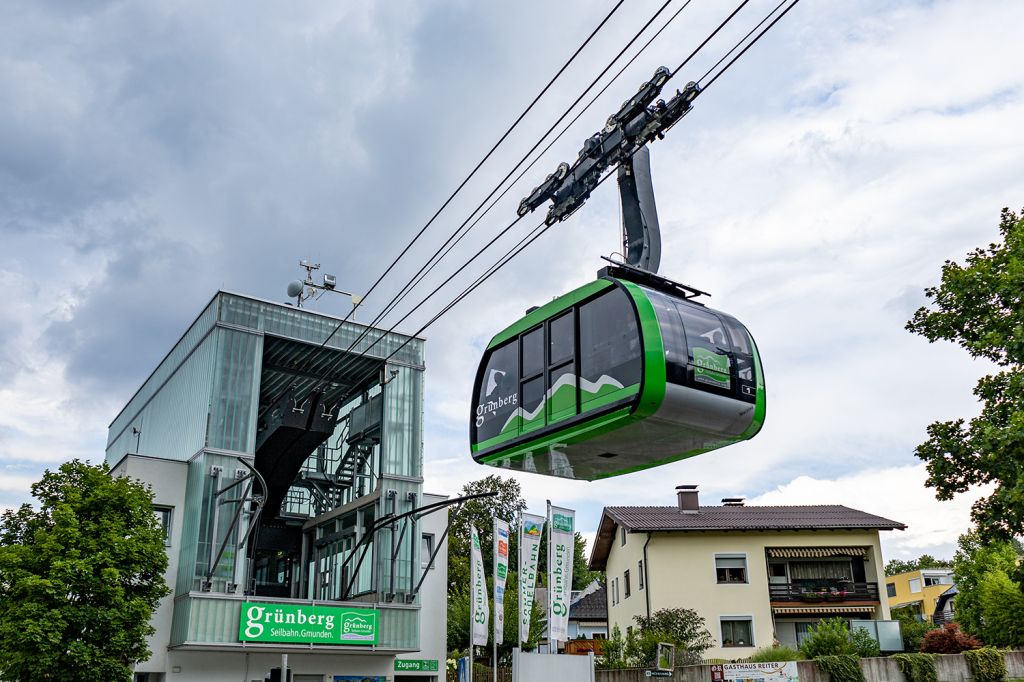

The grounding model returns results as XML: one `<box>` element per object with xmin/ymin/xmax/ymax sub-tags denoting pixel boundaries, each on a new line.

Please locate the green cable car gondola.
<box><xmin>469</xmin><ymin>263</ymin><xmax>764</xmax><ymax>481</ymax></box>
<box><xmin>469</xmin><ymin>68</ymin><xmax>767</xmax><ymax>480</ymax></box>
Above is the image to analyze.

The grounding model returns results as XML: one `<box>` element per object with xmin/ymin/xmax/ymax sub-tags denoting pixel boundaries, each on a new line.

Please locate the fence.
<box><xmin>595</xmin><ymin>651</ymin><xmax>1024</xmax><ymax>682</ymax></box>
<box><xmin>445</xmin><ymin>665</ymin><xmax>512</xmax><ymax>682</ymax></box>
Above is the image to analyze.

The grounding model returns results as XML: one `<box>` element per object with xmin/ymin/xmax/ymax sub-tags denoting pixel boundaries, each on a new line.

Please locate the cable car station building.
<box><xmin>105</xmin><ymin>291</ymin><xmax>446</xmax><ymax>682</ymax></box>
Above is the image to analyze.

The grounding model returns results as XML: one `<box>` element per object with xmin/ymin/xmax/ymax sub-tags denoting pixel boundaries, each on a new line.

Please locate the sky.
<box><xmin>1</xmin><ymin>0</ymin><xmax>1023</xmax><ymax>564</ymax></box>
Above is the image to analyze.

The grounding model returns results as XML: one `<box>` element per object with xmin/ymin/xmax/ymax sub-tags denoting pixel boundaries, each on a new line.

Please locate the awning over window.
<box><xmin>767</xmin><ymin>546</ymin><xmax>869</xmax><ymax>559</ymax></box>
<box><xmin>773</xmin><ymin>606</ymin><xmax>876</xmax><ymax>615</ymax></box>
<box><xmin>893</xmin><ymin>600</ymin><xmax>923</xmax><ymax>609</ymax></box>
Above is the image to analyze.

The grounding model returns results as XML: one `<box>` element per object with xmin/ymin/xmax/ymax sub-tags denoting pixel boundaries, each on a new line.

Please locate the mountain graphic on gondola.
<box><xmin>499</xmin><ymin>374</ymin><xmax>629</xmax><ymax>435</ymax></box>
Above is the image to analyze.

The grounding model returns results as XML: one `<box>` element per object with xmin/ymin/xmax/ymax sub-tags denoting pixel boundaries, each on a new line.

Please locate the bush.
<box><xmin>814</xmin><ymin>655</ymin><xmax>865</xmax><ymax>682</ymax></box>
<box><xmin>892</xmin><ymin>653</ymin><xmax>938</xmax><ymax>682</ymax></box>
<box><xmin>850</xmin><ymin>627</ymin><xmax>881</xmax><ymax>658</ymax></box>
<box><xmin>891</xmin><ymin>606</ymin><xmax>937</xmax><ymax>651</ymax></box>
<box><xmin>747</xmin><ymin>645</ymin><xmax>804</xmax><ymax>662</ymax></box>
<box><xmin>800</xmin><ymin>618</ymin><xmax>857</xmax><ymax>658</ymax></box>
<box><xmin>964</xmin><ymin>648</ymin><xmax>1006</xmax><ymax>682</ymax></box>
<box><xmin>920</xmin><ymin>623</ymin><xmax>983</xmax><ymax>654</ymax></box>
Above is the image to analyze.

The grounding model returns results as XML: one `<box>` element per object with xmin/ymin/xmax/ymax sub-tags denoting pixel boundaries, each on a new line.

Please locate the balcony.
<box><xmin>769</xmin><ymin>581</ymin><xmax>880</xmax><ymax>604</ymax></box>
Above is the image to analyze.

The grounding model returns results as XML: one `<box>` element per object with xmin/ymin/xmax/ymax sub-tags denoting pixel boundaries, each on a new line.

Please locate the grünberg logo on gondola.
<box><xmin>475</xmin><ymin>394</ymin><xmax>517</xmax><ymax>427</ymax></box>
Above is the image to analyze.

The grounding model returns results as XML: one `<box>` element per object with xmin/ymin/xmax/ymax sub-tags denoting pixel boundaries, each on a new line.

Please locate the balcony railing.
<box><xmin>769</xmin><ymin>581</ymin><xmax>880</xmax><ymax>603</ymax></box>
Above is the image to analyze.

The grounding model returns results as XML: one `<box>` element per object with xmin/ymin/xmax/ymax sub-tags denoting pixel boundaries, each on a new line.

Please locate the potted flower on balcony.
<box><xmin>801</xmin><ymin>590</ymin><xmax>825</xmax><ymax>602</ymax></box>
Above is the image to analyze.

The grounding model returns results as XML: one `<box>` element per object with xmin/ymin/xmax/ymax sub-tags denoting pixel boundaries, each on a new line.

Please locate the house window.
<box><xmin>721</xmin><ymin>618</ymin><xmax>753</xmax><ymax>647</ymax></box>
<box><xmin>154</xmin><ymin>506</ymin><xmax>172</xmax><ymax>546</ymax></box>
<box><xmin>638</xmin><ymin>560</ymin><xmax>644</xmax><ymax>589</ymax></box>
<box><xmin>612</xmin><ymin>578</ymin><xmax>619</xmax><ymax>605</ymax></box>
<box><xmin>769</xmin><ymin>563</ymin><xmax>787</xmax><ymax>579</ymax></box>
<box><xmin>886</xmin><ymin>582</ymin><xmax>896</xmax><ymax>598</ymax></box>
<box><xmin>620</xmin><ymin>527</ymin><xmax>627</xmax><ymax>546</ymax></box>
<box><xmin>421</xmin><ymin>533</ymin><xmax>435</xmax><ymax>569</ymax></box>
<box><xmin>795</xmin><ymin>622</ymin><xmax>815</xmax><ymax>645</ymax></box>
<box><xmin>715</xmin><ymin>555</ymin><xmax>747</xmax><ymax>584</ymax></box>
<box><xmin>624</xmin><ymin>570</ymin><xmax>631</xmax><ymax>599</ymax></box>
<box><xmin>909</xmin><ymin>578</ymin><xmax>922</xmax><ymax>593</ymax></box>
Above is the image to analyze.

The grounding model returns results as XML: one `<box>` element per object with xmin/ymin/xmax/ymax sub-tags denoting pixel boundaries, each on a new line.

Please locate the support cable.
<box><xmin>315</xmin><ymin>0</ymin><xmax>680</xmax><ymax>385</ymax></box>
<box><xmin>380</xmin><ymin>0</ymin><xmax>698</xmax><ymax>325</ymax></box>
<box><xmin>333</xmin><ymin>0</ymin><xmax>805</xmax><ymax>390</ymax></box>
<box><xmin>256</xmin><ymin>0</ymin><xmax>628</xmax><ymax>418</ymax></box>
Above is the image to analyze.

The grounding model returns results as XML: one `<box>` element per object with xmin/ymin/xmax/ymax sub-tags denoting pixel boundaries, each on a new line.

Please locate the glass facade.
<box><xmin>107</xmin><ymin>292</ymin><xmax>426</xmax><ymax>651</ymax></box>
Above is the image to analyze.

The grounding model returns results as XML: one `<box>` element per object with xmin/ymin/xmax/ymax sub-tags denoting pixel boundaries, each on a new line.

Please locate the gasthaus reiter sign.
<box><xmin>238</xmin><ymin>602</ymin><xmax>379</xmax><ymax>645</ymax></box>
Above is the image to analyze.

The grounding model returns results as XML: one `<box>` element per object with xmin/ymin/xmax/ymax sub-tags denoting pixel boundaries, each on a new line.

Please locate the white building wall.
<box><xmin>606</xmin><ymin>529</ymin><xmax>891</xmax><ymax>660</ymax></box>
<box><xmin>396</xmin><ymin>492</ymin><xmax>449</xmax><ymax>680</ymax></box>
<box><xmin>111</xmin><ymin>454</ymin><xmax>188</xmax><ymax>675</ymax></box>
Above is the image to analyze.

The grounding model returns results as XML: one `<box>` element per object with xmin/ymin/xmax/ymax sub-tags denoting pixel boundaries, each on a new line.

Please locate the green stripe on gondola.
<box><xmin>739</xmin><ymin>329</ymin><xmax>766</xmax><ymax>439</ymax></box>
<box><xmin>475</xmin><ymin>404</ymin><xmax>635</xmax><ymax>465</ymax></box>
<box><xmin>488</xmin><ymin>279</ymin><xmax>614</xmax><ymax>348</ymax></box>
<box><xmin>620</xmin><ymin>280</ymin><xmax>666</xmax><ymax>419</ymax></box>
<box><xmin>470</xmin><ymin>380</ymin><xmax>640</xmax><ymax>453</ymax></box>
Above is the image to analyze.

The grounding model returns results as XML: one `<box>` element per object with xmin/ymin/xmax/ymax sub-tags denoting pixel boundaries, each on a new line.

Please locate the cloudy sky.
<box><xmin>2</xmin><ymin>0</ymin><xmax>1022</xmax><ymax>562</ymax></box>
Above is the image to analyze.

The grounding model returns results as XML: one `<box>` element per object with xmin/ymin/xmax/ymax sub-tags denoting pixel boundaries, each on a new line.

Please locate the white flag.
<box><xmin>493</xmin><ymin>518</ymin><xmax>510</xmax><ymax>644</ymax></box>
<box><xmin>470</xmin><ymin>524</ymin><xmax>489</xmax><ymax>646</ymax></box>
<box><xmin>547</xmin><ymin>505</ymin><xmax>575</xmax><ymax>643</ymax></box>
<box><xmin>518</xmin><ymin>513</ymin><xmax>545</xmax><ymax>645</ymax></box>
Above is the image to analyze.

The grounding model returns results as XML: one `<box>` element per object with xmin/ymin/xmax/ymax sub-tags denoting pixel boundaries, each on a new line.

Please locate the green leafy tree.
<box><xmin>976</xmin><ymin>568</ymin><xmax>1024</xmax><ymax>647</ymax></box>
<box><xmin>890</xmin><ymin>606</ymin><xmax>936</xmax><ymax>651</ymax></box>
<box><xmin>907</xmin><ymin>207</ymin><xmax>1024</xmax><ymax>539</ymax></box>
<box><xmin>597</xmin><ymin>625</ymin><xmax>626</xmax><ymax>669</ymax></box>
<box><xmin>884</xmin><ymin>554</ymin><xmax>952</xmax><ymax>576</ymax></box>
<box><xmin>951</xmin><ymin>530</ymin><xmax>1020</xmax><ymax>636</ymax></box>
<box><xmin>626</xmin><ymin>608</ymin><xmax>714</xmax><ymax>667</ymax></box>
<box><xmin>0</xmin><ymin>460</ymin><xmax>170</xmax><ymax>682</ymax></box>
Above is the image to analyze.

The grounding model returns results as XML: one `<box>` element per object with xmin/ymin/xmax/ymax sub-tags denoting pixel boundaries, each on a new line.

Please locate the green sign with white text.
<box><xmin>395</xmin><ymin>660</ymin><xmax>439</xmax><ymax>672</ymax></box>
<box><xmin>238</xmin><ymin>602</ymin><xmax>378</xmax><ymax>645</ymax></box>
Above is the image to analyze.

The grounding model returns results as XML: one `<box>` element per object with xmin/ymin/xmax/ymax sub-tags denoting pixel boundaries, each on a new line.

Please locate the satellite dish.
<box><xmin>287</xmin><ymin>280</ymin><xmax>304</xmax><ymax>298</ymax></box>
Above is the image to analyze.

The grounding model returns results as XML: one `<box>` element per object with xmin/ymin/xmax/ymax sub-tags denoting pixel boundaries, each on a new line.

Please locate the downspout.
<box><xmin>643</xmin><ymin>532</ymin><xmax>652</xmax><ymax>619</ymax></box>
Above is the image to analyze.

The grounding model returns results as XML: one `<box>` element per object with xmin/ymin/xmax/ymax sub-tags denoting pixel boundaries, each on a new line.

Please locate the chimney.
<box><xmin>676</xmin><ymin>485</ymin><xmax>699</xmax><ymax>514</ymax></box>
<box><xmin>722</xmin><ymin>497</ymin><xmax>746</xmax><ymax>507</ymax></box>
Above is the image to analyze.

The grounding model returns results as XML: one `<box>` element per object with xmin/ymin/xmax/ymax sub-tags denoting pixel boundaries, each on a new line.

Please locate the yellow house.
<box><xmin>589</xmin><ymin>485</ymin><xmax>906</xmax><ymax>660</ymax></box>
<box><xmin>886</xmin><ymin>569</ymin><xmax>954</xmax><ymax>622</ymax></box>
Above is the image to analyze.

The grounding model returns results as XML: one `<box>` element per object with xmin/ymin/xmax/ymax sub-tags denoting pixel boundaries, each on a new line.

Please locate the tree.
<box><xmin>976</xmin><ymin>568</ymin><xmax>1024</xmax><ymax>647</ymax></box>
<box><xmin>0</xmin><ymin>460</ymin><xmax>170</xmax><ymax>682</ymax></box>
<box><xmin>951</xmin><ymin>530</ymin><xmax>1020</xmax><ymax>637</ymax></box>
<box><xmin>890</xmin><ymin>606</ymin><xmax>935</xmax><ymax>651</ymax></box>
<box><xmin>906</xmin><ymin>207</ymin><xmax>1024</xmax><ymax>540</ymax></box>
<box><xmin>627</xmin><ymin>608</ymin><xmax>714</xmax><ymax>667</ymax></box>
<box><xmin>920</xmin><ymin>623</ymin><xmax>981</xmax><ymax>654</ymax></box>
<box><xmin>884</xmin><ymin>554</ymin><xmax>952</xmax><ymax>576</ymax></box>
<box><xmin>445</xmin><ymin>474</ymin><xmax>597</xmax><ymax>656</ymax></box>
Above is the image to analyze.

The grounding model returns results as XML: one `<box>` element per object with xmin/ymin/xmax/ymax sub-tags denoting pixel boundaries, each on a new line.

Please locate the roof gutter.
<box><xmin>643</xmin><ymin>532</ymin><xmax>652</xmax><ymax>620</ymax></box>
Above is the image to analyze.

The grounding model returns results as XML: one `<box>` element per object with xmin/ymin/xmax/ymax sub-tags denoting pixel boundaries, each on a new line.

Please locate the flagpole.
<box><xmin>546</xmin><ymin>499</ymin><xmax>553</xmax><ymax>655</ymax></box>
<box><xmin>517</xmin><ymin>518</ymin><xmax>523</xmax><ymax>651</ymax></box>
<box><xmin>492</xmin><ymin>513</ymin><xmax>498</xmax><ymax>682</ymax></box>
<box><xmin>470</xmin><ymin>524</ymin><xmax>475</xmax><ymax>682</ymax></box>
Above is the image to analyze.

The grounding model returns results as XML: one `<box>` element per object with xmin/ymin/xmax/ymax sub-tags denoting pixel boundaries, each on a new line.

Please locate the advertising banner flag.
<box><xmin>470</xmin><ymin>524</ymin><xmax>489</xmax><ymax>646</ymax></box>
<box><xmin>493</xmin><ymin>517</ymin><xmax>510</xmax><ymax>644</ymax></box>
<box><xmin>547</xmin><ymin>504</ymin><xmax>575</xmax><ymax>643</ymax></box>
<box><xmin>518</xmin><ymin>513</ymin><xmax>545</xmax><ymax>645</ymax></box>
